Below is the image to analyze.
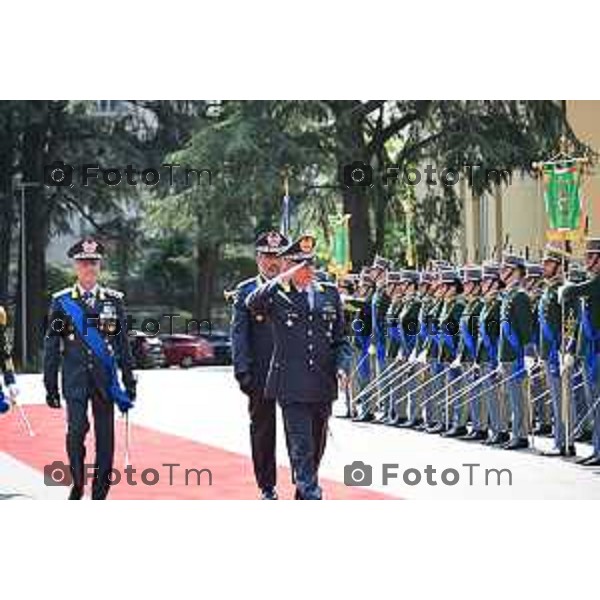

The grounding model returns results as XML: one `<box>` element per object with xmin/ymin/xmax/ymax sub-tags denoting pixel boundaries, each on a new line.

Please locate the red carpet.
<box><xmin>0</xmin><ymin>405</ymin><xmax>396</xmax><ymax>499</ymax></box>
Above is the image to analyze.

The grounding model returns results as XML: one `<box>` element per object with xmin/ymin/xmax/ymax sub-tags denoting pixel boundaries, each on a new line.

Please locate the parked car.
<box><xmin>160</xmin><ymin>334</ymin><xmax>214</xmax><ymax>368</ymax></box>
<box><xmin>198</xmin><ymin>330</ymin><xmax>232</xmax><ymax>365</ymax></box>
<box><xmin>129</xmin><ymin>331</ymin><xmax>167</xmax><ymax>369</ymax></box>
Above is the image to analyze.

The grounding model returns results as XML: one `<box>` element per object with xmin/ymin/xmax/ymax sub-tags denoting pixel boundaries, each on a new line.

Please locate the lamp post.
<box><xmin>12</xmin><ymin>176</ymin><xmax>40</xmax><ymax>370</ymax></box>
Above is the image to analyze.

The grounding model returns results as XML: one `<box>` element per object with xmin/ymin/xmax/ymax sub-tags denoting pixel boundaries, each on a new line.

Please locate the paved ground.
<box><xmin>2</xmin><ymin>367</ymin><xmax>600</xmax><ymax>499</ymax></box>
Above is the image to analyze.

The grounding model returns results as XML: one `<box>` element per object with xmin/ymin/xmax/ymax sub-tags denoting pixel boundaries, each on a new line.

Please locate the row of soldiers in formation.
<box><xmin>335</xmin><ymin>239</ymin><xmax>600</xmax><ymax>464</ymax></box>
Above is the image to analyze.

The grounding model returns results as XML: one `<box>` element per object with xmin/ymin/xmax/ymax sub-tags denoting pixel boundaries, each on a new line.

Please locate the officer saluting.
<box><xmin>43</xmin><ymin>238</ymin><xmax>136</xmax><ymax>500</ymax></box>
<box><xmin>231</xmin><ymin>230</ymin><xmax>288</xmax><ymax>500</ymax></box>
<box><xmin>0</xmin><ymin>304</ymin><xmax>19</xmax><ymax>414</ymax></box>
<box><xmin>246</xmin><ymin>234</ymin><xmax>352</xmax><ymax>499</ymax></box>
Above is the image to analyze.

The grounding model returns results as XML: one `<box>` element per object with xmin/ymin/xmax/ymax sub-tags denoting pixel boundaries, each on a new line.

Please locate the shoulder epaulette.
<box><xmin>236</xmin><ymin>277</ymin><xmax>259</xmax><ymax>292</ymax></box>
<box><xmin>103</xmin><ymin>287</ymin><xmax>125</xmax><ymax>300</ymax></box>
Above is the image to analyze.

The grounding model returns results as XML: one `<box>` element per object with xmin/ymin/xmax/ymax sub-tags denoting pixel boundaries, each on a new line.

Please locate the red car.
<box><xmin>159</xmin><ymin>334</ymin><xmax>214</xmax><ymax>368</ymax></box>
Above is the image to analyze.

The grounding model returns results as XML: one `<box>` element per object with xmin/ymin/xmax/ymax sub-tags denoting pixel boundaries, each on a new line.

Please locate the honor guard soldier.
<box><xmin>43</xmin><ymin>239</ymin><xmax>136</xmax><ymax>499</ymax></box>
<box><xmin>499</xmin><ymin>253</ymin><xmax>533</xmax><ymax>450</ymax></box>
<box><xmin>436</xmin><ymin>269</ymin><xmax>467</xmax><ymax>437</ymax></box>
<box><xmin>231</xmin><ymin>230</ymin><xmax>288</xmax><ymax>499</ymax></box>
<box><xmin>246</xmin><ymin>234</ymin><xmax>352</xmax><ymax>499</ymax></box>
<box><xmin>393</xmin><ymin>270</ymin><xmax>422</xmax><ymax>427</ymax></box>
<box><xmin>562</xmin><ymin>238</ymin><xmax>600</xmax><ymax>466</ymax></box>
<box><xmin>525</xmin><ymin>262</ymin><xmax>551</xmax><ymax>435</ymax></box>
<box><xmin>565</xmin><ymin>263</ymin><xmax>591</xmax><ymax>443</ymax></box>
<box><xmin>382</xmin><ymin>271</ymin><xmax>404</xmax><ymax>422</ymax></box>
<box><xmin>353</xmin><ymin>268</ymin><xmax>376</xmax><ymax>421</ymax></box>
<box><xmin>538</xmin><ymin>246</ymin><xmax>574</xmax><ymax>456</ymax></box>
<box><xmin>0</xmin><ymin>304</ymin><xmax>18</xmax><ymax>414</ymax></box>
<box><xmin>455</xmin><ymin>265</ymin><xmax>487</xmax><ymax>440</ymax></box>
<box><xmin>410</xmin><ymin>270</ymin><xmax>438</xmax><ymax>430</ymax></box>
<box><xmin>477</xmin><ymin>263</ymin><xmax>509</xmax><ymax>445</ymax></box>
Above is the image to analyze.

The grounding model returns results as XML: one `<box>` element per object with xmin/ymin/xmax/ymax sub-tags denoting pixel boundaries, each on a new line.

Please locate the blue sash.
<box><xmin>58</xmin><ymin>295</ymin><xmax>131</xmax><ymax>410</ymax></box>
<box><xmin>501</xmin><ymin>319</ymin><xmax>524</xmax><ymax>377</ymax></box>
<box><xmin>478</xmin><ymin>316</ymin><xmax>498</xmax><ymax>367</ymax></box>
<box><xmin>538</xmin><ymin>304</ymin><xmax>560</xmax><ymax>376</ymax></box>
<box><xmin>460</xmin><ymin>319</ymin><xmax>476</xmax><ymax>360</ymax></box>
<box><xmin>581</xmin><ymin>304</ymin><xmax>598</xmax><ymax>384</ymax></box>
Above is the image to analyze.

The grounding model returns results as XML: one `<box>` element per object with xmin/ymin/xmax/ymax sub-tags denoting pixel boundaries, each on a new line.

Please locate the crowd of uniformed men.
<box><xmin>232</xmin><ymin>230</ymin><xmax>600</xmax><ymax>499</ymax></box>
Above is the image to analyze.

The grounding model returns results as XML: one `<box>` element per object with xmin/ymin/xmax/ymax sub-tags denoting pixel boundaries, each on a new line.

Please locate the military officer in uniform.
<box><xmin>43</xmin><ymin>238</ymin><xmax>136</xmax><ymax>499</ymax></box>
<box><xmin>525</xmin><ymin>262</ymin><xmax>552</xmax><ymax>435</ymax></box>
<box><xmin>455</xmin><ymin>265</ymin><xmax>487</xmax><ymax>440</ymax></box>
<box><xmin>538</xmin><ymin>246</ymin><xmax>574</xmax><ymax>456</ymax></box>
<box><xmin>0</xmin><ymin>304</ymin><xmax>19</xmax><ymax>414</ymax></box>
<box><xmin>562</xmin><ymin>238</ymin><xmax>600</xmax><ymax>466</ymax></box>
<box><xmin>477</xmin><ymin>263</ymin><xmax>509</xmax><ymax>445</ymax></box>
<box><xmin>231</xmin><ymin>230</ymin><xmax>288</xmax><ymax>499</ymax></box>
<box><xmin>499</xmin><ymin>253</ymin><xmax>533</xmax><ymax>450</ymax></box>
<box><xmin>246</xmin><ymin>234</ymin><xmax>352</xmax><ymax>499</ymax></box>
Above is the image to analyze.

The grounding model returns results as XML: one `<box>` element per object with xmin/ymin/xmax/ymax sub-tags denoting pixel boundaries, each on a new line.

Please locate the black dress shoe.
<box><xmin>260</xmin><ymin>487</ymin><xmax>278</xmax><ymax>500</ymax></box>
<box><xmin>442</xmin><ymin>426</ymin><xmax>468</xmax><ymax>438</ymax></box>
<box><xmin>462</xmin><ymin>430</ymin><xmax>487</xmax><ymax>441</ymax></box>
<box><xmin>503</xmin><ymin>437</ymin><xmax>529</xmax><ymax>450</ymax></box>
<box><xmin>580</xmin><ymin>455</ymin><xmax>600</xmax><ymax>467</ymax></box>
<box><xmin>425</xmin><ymin>423</ymin><xmax>444</xmax><ymax>434</ymax></box>
<box><xmin>353</xmin><ymin>412</ymin><xmax>375</xmax><ymax>422</ymax></box>
<box><xmin>68</xmin><ymin>486</ymin><xmax>83</xmax><ymax>500</ymax></box>
<box><xmin>398</xmin><ymin>419</ymin><xmax>423</xmax><ymax>429</ymax></box>
<box><xmin>533</xmin><ymin>424</ymin><xmax>553</xmax><ymax>436</ymax></box>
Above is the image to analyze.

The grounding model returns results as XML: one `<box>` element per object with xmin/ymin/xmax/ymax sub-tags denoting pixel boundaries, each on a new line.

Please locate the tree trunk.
<box><xmin>0</xmin><ymin>192</ymin><xmax>13</xmax><ymax>302</ymax></box>
<box><xmin>331</xmin><ymin>102</ymin><xmax>373</xmax><ymax>268</ymax></box>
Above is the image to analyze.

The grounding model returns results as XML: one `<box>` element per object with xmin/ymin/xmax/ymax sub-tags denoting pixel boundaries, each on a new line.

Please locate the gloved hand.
<box><xmin>7</xmin><ymin>384</ymin><xmax>20</xmax><ymax>404</ymax></box>
<box><xmin>46</xmin><ymin>390</ymin><xmax>61</xmax><ymax>409</ymax></box>
<box><xmin>561</xmin><ymin>353</ymin><xmax>575</xmax><ymax>375</ymax></box>
<box><xmin>236</xmin><ymin>372</ymin><xmax>254</xmax><ymax>395</ymax></box>
<box><xmin>450</xmin><ymin>357</ymin><xmax>461</xmax><ymax>370</ymax></box>
<box><xmin>416</xmin><ymin>350</ymin><xmax>427</xmax><ymax>364</ymax></box>
<box><xmin>408</xmin><ymin>348</ymin><xmax>417</xmax><ymax>364</ymax></box>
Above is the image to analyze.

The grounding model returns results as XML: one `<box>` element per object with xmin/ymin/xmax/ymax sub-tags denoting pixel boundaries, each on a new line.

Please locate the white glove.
<box><xmin>408</xmin><ymin>349</ymin><xmax>417</xmax><ymax>364</ymax></box>
<box><xmin>561</xmin><ymin>353</ymin><xmax>575</xmax><ymax>374</ymax></box>
<box><xmin>417</xmin><ymin>350</ymin><xmax>427</xmax><ymax>364</ymax></box>
<box><xmin>450</xmin><ymin>357</ymin><xmax>461</xmax><ymax>370</ymax></box>
<box><xmin>524</xmin><ymin>356</ymin><xmax>535</xmax><ymax>372</ymax></box>
<box><xmin>7</xmin><ymin>384</ymin><xmax>19</xmax><ymax>404</ymax></box>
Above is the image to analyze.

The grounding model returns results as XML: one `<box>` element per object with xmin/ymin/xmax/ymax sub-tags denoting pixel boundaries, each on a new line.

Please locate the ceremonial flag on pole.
<box><xmin>280</xmin><ymin>173</ymin><xmax>291</xmax><ymax>237</ymax></box>
<box><xmin>328</xmin><ymin>214</ymin><xmax>352</xmax><ymax>277</ymax></box>
<box><xmin>542</xmin><ymin>161</ymin><xmax>583</xmax><ymax>232</ymax></box>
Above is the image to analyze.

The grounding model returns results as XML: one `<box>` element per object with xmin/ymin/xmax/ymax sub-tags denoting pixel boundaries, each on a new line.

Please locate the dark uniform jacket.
<box><xmin>231</xmin><ymin>275</ymin><xmax>275</xmax><ymax>397</ymax></box>
<box><xmin>43</xmin><ymin>285</ymin><xmax>135</xmax><ymax>401</ymax></box>
<box><xmin>436</xmin><ymin>296</ymin><xmax>466</xmax><ymax>363</ymax></box>
<box><xmin>457</xmin><ymin>296</ymin><xmax>484</xmax><ymax>363</ymax></box>
<box><xmin>562</xmin><ymin>274</ymin><xmax>600</xmax><ymax>358</ymax></box>
<box><xmin>498</xmin><ymin>285</ymin><xmax>532</xmax><ymax>362</ymax></box>
<box><xmin>476</xmin><ymin>293</ymin><xmax>502</xmax><ymax>365</ymax></box>
<box><xmin>538</xmin><ymin>279</ymin><xmax>562</xmax><ymax>360</ymax></box>
<box><xmin>396</xmin><ymin>294</ymin><xmax>421</xmax><ymax>358</ymax></box>
<box><xmin>0</xmin><ymin>306</ymin><xmax>16</xmax><ymax>388</ymax></box>
<box><xmin>246</xmin><ymin>278</ymin><xmax>353</xmax><ymax>405</ymax></box>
